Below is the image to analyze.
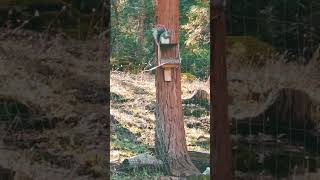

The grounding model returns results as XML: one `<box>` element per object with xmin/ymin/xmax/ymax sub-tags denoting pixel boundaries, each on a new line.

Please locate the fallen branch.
<box><xmin>118</xmin><ymin>153</ymin><xmax>163</xmax><ymax>171</ymax></box>
<box><xmin>183</xmin><ymin>89</ymin><xmax>210</xmax><ymax>104</ymax></box>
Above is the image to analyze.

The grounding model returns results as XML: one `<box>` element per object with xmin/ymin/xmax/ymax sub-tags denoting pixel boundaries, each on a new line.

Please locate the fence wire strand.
<box><xmin>228</xmin><ymin>0</ymin><xmax>320</xmax><ymax>179</ymax></box>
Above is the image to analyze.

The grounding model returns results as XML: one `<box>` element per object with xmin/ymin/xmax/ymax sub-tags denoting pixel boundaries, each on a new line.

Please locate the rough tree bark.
<box><xmin>210</xmin><ymin>0</ymin><xmax>233</xmax><ymax>179</ymax></box>
<box><xmin>154</xmin><ymin>0</ymin><xmax>200</xmax><ymax>177</ymax></box>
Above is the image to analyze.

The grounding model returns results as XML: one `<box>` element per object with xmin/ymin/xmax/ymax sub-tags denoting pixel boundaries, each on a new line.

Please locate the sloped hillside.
<box><xmin>110</xmin><ymin>70</ymin><xmax>210</xmax><ymax>178</ymax></box>
<box><xmin>0</xmin><ymin>29</ymin><xmax>108</xmax><ymax>179</ymax></box>
<box><xmin>110</xmin><ymin>71</ymin><xmax>210</xmax><ymax>158</ymax></box>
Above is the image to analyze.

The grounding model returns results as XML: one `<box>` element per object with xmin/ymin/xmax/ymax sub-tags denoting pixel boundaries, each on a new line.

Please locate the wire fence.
<box><xmin>226</xmin><ymin>0</ymin><xmax>320</xmax><ymax>179</ymax></box>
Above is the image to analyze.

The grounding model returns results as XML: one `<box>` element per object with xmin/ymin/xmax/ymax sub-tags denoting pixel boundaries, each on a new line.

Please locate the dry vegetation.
<box><xmin>110</xmin><ymin>71</ymin><xmax>210</xmax><ymax>178</ymax></box>
<box><xmin>0</xmin><ymin>29</ymin><xmax>108</xmax><ymax>179</ymax></box>
<box><xmin>110</xmin><ymin>71</ymin><xmax>210</xmax><ymax>158</ymax></box>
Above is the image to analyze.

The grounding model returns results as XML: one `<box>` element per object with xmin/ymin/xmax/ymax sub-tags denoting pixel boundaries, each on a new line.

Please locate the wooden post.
<box><xmin>210</xmin><ymin>0</ymin><xmax>233</xmax><ymax>179</ymax></box>
<box><xmin>154</xmin><ymin>0</ymin><xmax>200</xmax><ymax>177</ymax></box>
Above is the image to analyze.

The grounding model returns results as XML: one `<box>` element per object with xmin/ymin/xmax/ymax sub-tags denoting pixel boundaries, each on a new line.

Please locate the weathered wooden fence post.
<box><xmin>154</xmin><ymin>0</ymin><xmax>200</xmax><ymax>177</ymax></box>
<box><xmin>210</xmin><ymin>0</ymin><xmax>233</xmax><ymax>179</ymax></box>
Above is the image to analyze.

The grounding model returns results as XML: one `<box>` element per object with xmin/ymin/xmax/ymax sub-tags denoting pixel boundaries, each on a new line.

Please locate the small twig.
<box><xmin>10</xmin><ymin>20</ymin><xmax>30</xmax><ymax>34</ymax></box>
<box><xmin>44</xmin><ymin>5</ymin><xmax>68</xmax><ymax>39</ymax></box>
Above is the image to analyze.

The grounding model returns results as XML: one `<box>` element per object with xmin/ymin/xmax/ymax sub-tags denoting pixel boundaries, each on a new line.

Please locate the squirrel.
<box><xmin>152</xmin><ymin>24</ymin><xmax>170</xmax><ymax>45</ymax></box>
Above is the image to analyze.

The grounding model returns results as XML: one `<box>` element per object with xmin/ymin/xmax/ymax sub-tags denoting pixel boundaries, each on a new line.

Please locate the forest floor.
<box><xmin>111</xmin><ymin>48</ymin><xmax>320</xmax><ymax>179</ymax></box>
<box><xmin>110</xmin><ymin>71</ymin><xmax>210</xmax><ymax>179</ymax></box>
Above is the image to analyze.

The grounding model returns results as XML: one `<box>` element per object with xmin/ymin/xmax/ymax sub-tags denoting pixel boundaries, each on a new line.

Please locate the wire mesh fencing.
<box><xmin>226</xmin><ymin>0</ymin><xmax>320</xmax><ymax>179</ymax></box>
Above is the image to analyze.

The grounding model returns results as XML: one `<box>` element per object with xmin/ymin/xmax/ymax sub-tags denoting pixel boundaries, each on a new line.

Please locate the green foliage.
<box><xmin>111</xmin><ymin>0</ymin><xmax>210</xmax><ymax>79</ymax></box>
<box><xmin>180</xmin><ymin>0</ymin><xmax>209</xmax><ymax>79</ymax></box>
<box><xmin>182</xmin><ymin>5</ymin><xmax>209</xmax><ymax>47</ymax></box>
<box><xmin>111</xmin><ymin>0</ymin><xmax>154</xmax><ymax>72</ymax></box>
<box><xmin>0</xmin><ymin>0</ymin><xmax>107</xmax><ymax>40</ymax></box>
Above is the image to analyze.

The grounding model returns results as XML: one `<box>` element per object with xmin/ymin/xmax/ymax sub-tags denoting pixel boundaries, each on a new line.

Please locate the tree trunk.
<box><xmin>155</xmin><ymin>70</ymin><xmax>200</xmax><ymax>176</ymax></box>
<box><xmin>210</xmin><ymin>1</ymin><xmax>233</xmax><ymax>179</ymax></box>
<box><xmin>111</xmin><ymin>0</ymin><xmax>120</xmax><ymax>56</ymax></box>
<box><xmin>136</xmin><ymin>0</ymin><xmax>145</xmax><ymax>61</ymax></box>
<box><xmin>154</xmin><ymin>0</ymin><xmax>200</xmax><ymax>177</ymax></box>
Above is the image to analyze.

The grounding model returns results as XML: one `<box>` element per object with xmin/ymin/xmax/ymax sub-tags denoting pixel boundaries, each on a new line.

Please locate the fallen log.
<box><xmin>118</xmin><ymin>153</ymin><xmax>163</xmax><ymax>171</ymax></box>
<box><xmin>118</xmin><ymin>151</ymin><xmax>210</xmax><ymax>172</ymax></box>
<box><xmin>182</xmin><ymin>89</ymin><xmax>233</xmax><ymax>105</ymax></box>
<box><xmin>183</xmin><ymin>89</ymin><xmax>210</xmax><ymax>104</ymax></box>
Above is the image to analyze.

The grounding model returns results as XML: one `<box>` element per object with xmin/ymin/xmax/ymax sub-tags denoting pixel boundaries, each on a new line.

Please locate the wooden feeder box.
<box><xmin>157</xmin><ymin>45</ymin><xmax>181</xmax><ymax>81</ymax></box>
<box><xmin>156</xmin><ymin>35</ymin><xmax>181</xmax><ymax>82</ymax></box>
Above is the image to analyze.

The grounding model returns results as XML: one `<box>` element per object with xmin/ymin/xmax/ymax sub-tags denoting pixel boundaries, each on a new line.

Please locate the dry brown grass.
<box><xmin>110</xmin><ymin>71</ymin><xmax>210</xmax><ymax>163</ymax></box>
<box><xmin>110</xmin><ymin>47</ymin><xmax>320</xmax><ymax>166</ymax></box>
<box><xmin>0</xmin><ymin>29</ymin><xmax>108</xmax><ymax>179</ymax></box>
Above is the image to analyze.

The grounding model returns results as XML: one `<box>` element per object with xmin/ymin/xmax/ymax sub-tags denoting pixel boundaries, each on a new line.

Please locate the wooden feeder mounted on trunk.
<box><xmin>153</xmin><ymin>25</ymin><xmax>181</xmax><ymax>81</ymax></box>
